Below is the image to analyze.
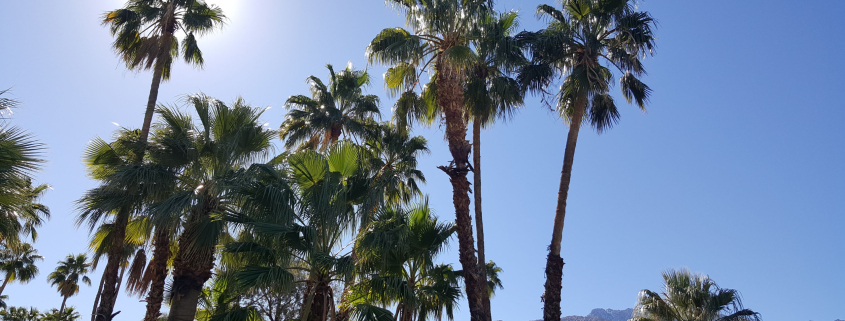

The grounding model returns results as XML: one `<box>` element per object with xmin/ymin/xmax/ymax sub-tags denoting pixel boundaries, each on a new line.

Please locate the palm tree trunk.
<box><xmin>435</xmin><ymin>60</ymin><xmax>485</xmax><ymax>321</ymax></box>
<box><xmin>167</xmin><ymin>210</ymin><xmax>217</xmax><ymax>321</ymax></box>
<box><xmin>393</xmin><ymin>303</ymin><xmax>402</xmax><ymax>321</ymax></box>
<box><xmin>95</xmin><ymin>208</ymin><xmax>130</xmax><ymax>321</ymax></box>
<box><xmin>0</xmin><ymin>273</ymin><xmax>11</xmax><ymax>296</ymax></box>
<box><xmin>91</xmin><ymin>274</ymin><xmax>105</xmax><ymax>321</ymax></box>
<box><xmin>541</xmin><ymin>99</ymin><xmax>586</xmax><ymax>321</ymax></box>
<box><xmin>60</xmin><ymin>295</ymin><xmax>68</xmax><ymax>316</ymax></box>
<box><xmin>114</xmin><ymin>264</ymin><xmax>126</xmax><ymax>299</ymax></box>
<box><xmin>472</xmin><ymin>120</ymin><xmax>492</xmax><ymax>321</ymax></box>
<box><xmin>400</xmin><ymin>300</ymin><xmax>414</xmax><ymax>321</ymax></box>
<box><xmin>308</xmin><ymin>284</ymin><xmax>330</xmax><ymax>321</ymax></box>
<box><xmin>139</xmin><ymin>62</ymin><xmax>165</xmax><ymax>146</ymax></box>
<box><xmin>144</xmin><ymin>229</ymin><xmax>172</xmax><ymax>321</ymax></box>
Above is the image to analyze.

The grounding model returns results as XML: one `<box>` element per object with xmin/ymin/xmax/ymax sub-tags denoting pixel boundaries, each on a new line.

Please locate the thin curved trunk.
<box><xmin>393</xmin><ymin>303</ymin><xmax>402</xmax><ymax>321</ymax></box>
<box><xmin>90</xmin><ymin>274</ymin><xmax>105</xmax><ymax>321</ymax></box>
<box><xmin>143</xmin><ymin>228</ymin><xmax>172</xmax><ymax>321</ymax></box>
<box><xmin>472</xmin><ymin>120</ymin><xmax>491</xmax><ymax>321</ymax></box>
<box><xmin>0</xmin><ymin>273</ymin><xmax>11</xmax><ymax>296</ymax></box>
<box><xmin>310</xmin><ymin>284</ymin><xmax>330</xmax><ymax>321</ymax></box>
<box><xmin>114</xmin><ymin>264</ymin><xmax>127</xmax><ymax>299</ymax></box>
<box><xmin>435</xmin><ymin>59</ymin><xmax>485</xmax><ymax>321</ymax></box>
<box><xmin>167</xmin><ymin>208</ymin><xmax>217</xmax><ymax>321</ymax></box>
<box><xmin>139</xmin><ymin>0</ymin><xmax>174</xmax><ymax>146</ymax></box>
<box><xmin>60</xmin><ymin>295</ymin><xmax>68</xmax><ymax>316</ymax></box>
<box><xmin>541</xmin><ymin>98</ymin><xmax>586</xmax><ymax>321</ymax></box>
<box><xmin>97</xmin><ymin>3</ymin><xmax>172</xmax><ymax>319</ymax></box>
<box><xmin>400</xmin><ymin>300</ymin><xmax>414</xmax><ymax>321</ymax></box>
<box><xmin>139</xmin><ymin>61</ymin><xmax>165</xmax><ymax>146</ymax></box>
<box><xmin>95</xmin><ymin>208</ymin><xmax>129</xmax><ymax>321</ymax></box>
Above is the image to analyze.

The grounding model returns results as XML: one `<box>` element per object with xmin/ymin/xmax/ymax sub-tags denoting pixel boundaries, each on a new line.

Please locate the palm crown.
<box><xmin>280</xmin><ymin>64</ymin><xmax>381</xmax><ymax>151</ymax></box>
<box><xmin>521</xmin><ymin>0</ymin><xmax>655</xmax><ymax>131</ymax></box>
<box><xmin>0</xmin><ymin>243</ymin><xmax>43</xmax><ymax>293</ymax></box>
<box><xmin>0</xmin><ymin>98</ymin><xmax>48</xmax><ymax>246</ymax></box>
<box><xmin>48</xmin><ymin>254</ymin><xmax>92</xmax><ymax>299</ymax></box>
<box><xmin>102</xmin><ymin>0</ymin><xmax>225</xmax><ymax>79</ymax></box>
<box><xmin>361</xmin><ymin>123</ymin><xmax>429</xmax><ymax>207</ymax></box>
<box><xmin>631</xmin><ymin>269</ymin><xmax>761</xmax><ymax>321</ymax></box>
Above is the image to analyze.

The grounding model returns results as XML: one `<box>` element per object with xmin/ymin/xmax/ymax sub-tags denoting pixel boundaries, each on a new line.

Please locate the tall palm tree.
<box><xmin>100</xmin><ymin>5</ymin><xmax>224</xmax><ymax>318</ymax></box>
<box><xmin>279</xmin><ymin>63</ymin><xmax>381</xmax><ymax>151</ymax></box>
<box><xmin>352</xmin><ymin>202</ymin><xmax>461</xmax><ymax>321</ymax></box>
<box><xmin>631</xmin><ymin>269</ymin><xmax>761</xmax><ymax>321</ymax></box>
<box><xmin>47</xmin><ymin>254</ymin><xmax>92</xmax><ymax>316</ymax></box>
<box><xmin>518</xmin><ymin>2</ymin><xmax>656</xmax><ymax>320</ymax></box>
<box><xmin>148</xmin><ymin>95</ymin><xmax>274</xmax><ymax>321</ymax></box>
<box><xmin>464</xmin><ymin>11</ymin><xmax>526</xmax><ymax>317</ymax></box>
<box><xmin>225</xmin><ymin>143</ymin><xmax>365</xmax><ymax>321</ymax></box>
<box><xmin>368</xmin><ymin>2</ymin><xmax>495</xmax><ymax>319</ymax></box>
<box><xmin>0</xmin><ymin>243</ymin><xmax>43</xmax><ymax>296</ymax></box>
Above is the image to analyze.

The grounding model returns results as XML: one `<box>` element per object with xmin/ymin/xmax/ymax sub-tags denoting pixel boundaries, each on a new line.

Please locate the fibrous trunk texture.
<box><xmin>167</xmin><ymin>209</ymin><xmax>217</xmax><ymax>321</ymax></box>
<box><xmin>94</xmin><ymin>208</ymin><xmax>129</xmax><ymax>321</ymax></box>
<box><xmin>304</xmin><ymin>282</ymin><xmax>332</xmax><ymax>321</ymax></box>
<box><xmin>541</xmin><ymin>100</ymin><xmax>586</xmax><ymax>321</ymax></box>
<box><xmin>435</xmin><ymin>59</ymin><xmax>485</xmax><ymax>321</ymax></box>
<box><xmin>143</xmin><ymin>228</ymin><xmax>172</xmax><ymax>321</ymax></box>
<box><xmin>400</xmin><ymin>300</ymin><xmax>414</xmax><ymax>321</ymax></box>
<box><xmin>472</xmin><ymin>120</ymin><xmax>491</xmax><ymax>321</ymax></box>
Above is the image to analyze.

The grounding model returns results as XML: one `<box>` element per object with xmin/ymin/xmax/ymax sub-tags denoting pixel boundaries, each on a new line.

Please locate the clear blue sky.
<box><xmin>1</xmin><ymin>1</ymin><xmax>843</xmax><ymax>320</ymax></box>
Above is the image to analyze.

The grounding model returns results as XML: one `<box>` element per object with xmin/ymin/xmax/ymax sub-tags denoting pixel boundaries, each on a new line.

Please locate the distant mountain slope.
<box><xmin>586</xmin><ymin>308</ymin><xmax>633</xmax><ymax>321</ymax></box>
<box><xmin>553</xmin><ymin>308</ymin><xmax>634</xmax><ymax>321</ymax></box>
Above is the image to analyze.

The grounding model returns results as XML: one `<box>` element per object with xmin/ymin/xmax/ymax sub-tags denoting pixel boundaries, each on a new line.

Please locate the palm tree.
<box><xmin>351</xmin><ymin>202</ymin><xmax>461</xmax><ymax>321</ymax></box>
<box><xmin>279</xmin><ymin>63</ymin><xmax>381</xmax><ymax>150</ymax></box>
<box><xmin>360</xmin><ymin>122</ymin><xmax>428</xmax><ymax>209</ymax></box>
<box><xmin>367</xmin><ymin>2</ymin><xmax>496</xmax><ymax>319</ymax></box>
<box><xmin>102</xmin><ymin>0</ymin><xmax>225</xmax><ymax>145</ymax></box>
<box><xmin>0</xmin><ymin>93</ymin><xmax>48</xmax><ymax>247</ymax></box>
<box><xmin>630</xmin><ymin>269</ymin><xmax>761</xmax><ymax>321</ymax></box>
<box><xmin>47</xmin><ymin>254</ymin><xmax>92</xmax><ymax>316</ymax></box>
<box><xmin>0</xmin><ymin>243</ymin><xmax>43</xmax><ymax>296</ymax></box>
<box><xmin>100</xmin><ymin>5</ymin><xmax>224</xmax><ymax>317</ymax></box>
<box><xmin>132</xmin><ymin>106</ymin><xmax>202</xmax><ymax>321</ymax></box>
<box><xmin>225</xmin><ymin>143</ymin><xmax>364</xmax><ymax>321</ymax></box>
<box><xmin>148</xmin><ymin>95</ymin><xmax>274</xmax><ymax>321</ymax></box>
<box><xmin>518</xmin><ymin>2</ymin><xmax>656</xmax><ymax>320</ymax></box>
<box><xmin>463</xmin><ymin>11</ymin><xmax>527</xmax><ymax>317</ymax></box>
